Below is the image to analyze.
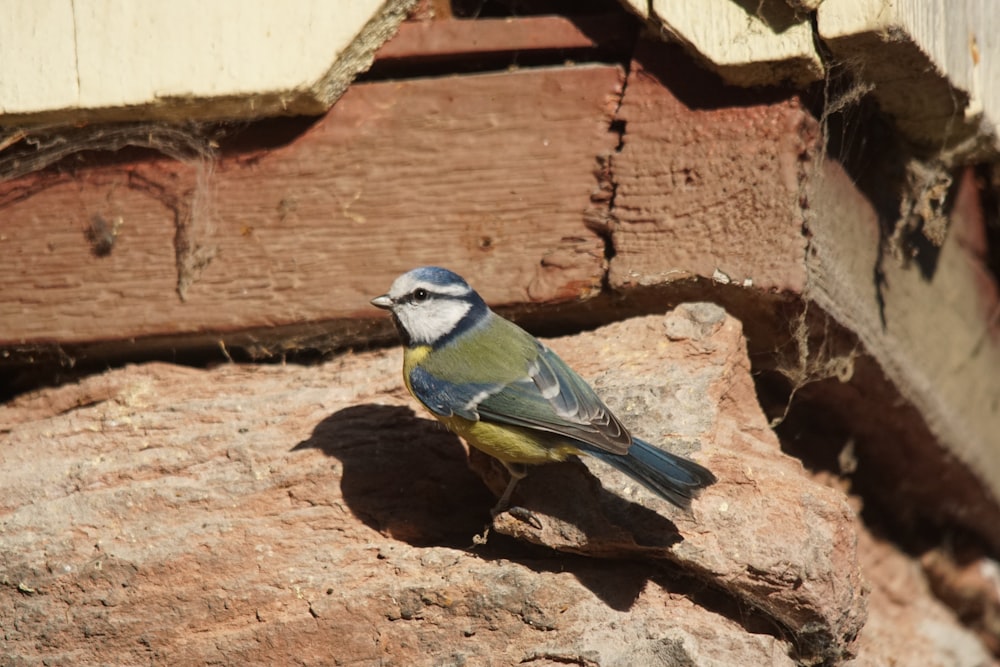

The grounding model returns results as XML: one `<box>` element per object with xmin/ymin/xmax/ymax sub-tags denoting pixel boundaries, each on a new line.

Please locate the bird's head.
<box><xmin>371</xmin><ymin>266</ymin><xmax>489</xmax><ymax>347</ymax></box>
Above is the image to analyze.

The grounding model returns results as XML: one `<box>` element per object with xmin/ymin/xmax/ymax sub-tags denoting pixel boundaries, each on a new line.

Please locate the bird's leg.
<box><xmin>491</xmin><ymin>463</ymin><xmax>542</xmax><ymax>530</ymax></box>
<box><xmin>473</xmin><ymin>463</ymin><xmax>540</xmax><ymax>545</ymax></box>
<box><xmin>491</xmin><ymin>462</ymin><xmax>527</xmax><ymax>516</ymax></box>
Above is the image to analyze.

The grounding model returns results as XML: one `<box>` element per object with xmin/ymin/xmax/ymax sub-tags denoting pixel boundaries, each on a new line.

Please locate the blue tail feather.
<box><xmin>587</xmin><ymin>437</ymin><xmax>716</xmax><ymax>509</ymax></box>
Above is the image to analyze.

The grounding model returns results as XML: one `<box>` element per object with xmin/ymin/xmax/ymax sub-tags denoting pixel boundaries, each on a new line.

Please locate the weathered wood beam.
<box><xmin>607</xmin><ymin>37</ymin><xmax>1000</xmax><ymax>553</ymax></box>
<box><xmin>0</xmin><ymin>64</ymin><xmax>621</xmax><ymax>362</ymax></box>
<box><xmin>373</xmin><ymin>13</ymin><xmax>637</xmax><ymax>67</ymax></box>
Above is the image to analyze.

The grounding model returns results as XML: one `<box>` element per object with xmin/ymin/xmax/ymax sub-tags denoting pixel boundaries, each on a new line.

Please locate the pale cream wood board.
<box><xmin>648</xmin><ymin>0</ymin><xmax>824</xmax><ymax>86</ymax></box>
<box><xmin>0</xmin><ymin>1</ymin><xmax>81</xmax><ymax>112</ymax></box>
<box><xmin>0</xmin><ymin>0</ymin><xmax>413</xmax><ymax>124</ymax></box>
<box><xmin>818</xmin><ymin>0</ymin><xmax>998</xmax><ymax>155</ymax></box>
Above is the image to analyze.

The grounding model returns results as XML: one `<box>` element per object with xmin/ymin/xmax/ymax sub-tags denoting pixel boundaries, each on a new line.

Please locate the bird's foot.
<box><xmin>472</xmin><ymin>505</ymin><xmax>542</xmax><ymax>547</ymax></box>
<box><xmin>504</xmin><ymin>505</ymin><xmax>543</xmax><ymax>530</ymax></box>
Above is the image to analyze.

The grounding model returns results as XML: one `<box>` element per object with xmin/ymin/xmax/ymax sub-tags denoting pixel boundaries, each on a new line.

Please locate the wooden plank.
<box><xmin>646</xmin><ymin>0</ymin><xmax>823</xmax><ymax>86</ymax></box>
<box><xmin>0</xmin><ymin>0</ymin><xmax>415</xmax><ymax>125</ymax></box>
<box><xmin>0</xmin><ymin>65</ymin><xmax>621</xmax><ymax>352</ymax></box>
<box><xmin>608</xmin><ymin>41</ymin><xmax>810</xmax><ymax>295</ymax></box>
<box><xmin>805</xmin><ymin>160</ymin><xmax>1000</xmax><ymax>551</ymax></box>
<box><xmin>626</xmin><ymin>0</ymin><xmax>998</xmax><ymax>156</ymax></box>
<box><xmin>373</xmin><ymin>13</ymin><xmax>636</xmax><ymax>63</ymax></box>
<box><xmin>818</xmin><ymin>0</ymin><xmax>998</xmax><ymax>154</ymax></box>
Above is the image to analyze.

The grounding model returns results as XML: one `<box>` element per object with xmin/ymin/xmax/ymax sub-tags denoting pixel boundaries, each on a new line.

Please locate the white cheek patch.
<box><xmin>397</xmin><ymin>299</ymin><xmax>472</xmax><ymax>346</ymax></box>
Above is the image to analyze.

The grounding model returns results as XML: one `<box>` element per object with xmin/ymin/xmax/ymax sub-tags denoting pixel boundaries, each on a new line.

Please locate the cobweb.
<box><xmin>0</xmin><ymin>122</ymin><xmax>217</xmax><ymax>182</ymax></box>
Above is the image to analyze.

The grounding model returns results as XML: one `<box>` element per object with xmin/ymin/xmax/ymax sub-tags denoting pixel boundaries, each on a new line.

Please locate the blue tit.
<box><xmin>371</xmin><ymin>266</ymin><xmax>716</xmax><ymax>514</ymax></box>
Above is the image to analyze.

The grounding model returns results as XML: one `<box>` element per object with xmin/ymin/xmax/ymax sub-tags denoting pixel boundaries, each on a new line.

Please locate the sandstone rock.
<box><xmin>483</xmin><ymin>304</ymin><xmax>865</xmax><ymax>663</ymax></box>
<box><xmin>0</xmin><ymin>307</ymin><xmax>987</xmax><ymax>664</ymax></box>
<box><xmin>847</xmin><ymin>530</ymin><xmax>994</xmax><ymax>667</ymax></box>
<box><xmin>921</xmin><ymin>545</ymin><xmax>1000</xmax><ymax>657</ymax></box>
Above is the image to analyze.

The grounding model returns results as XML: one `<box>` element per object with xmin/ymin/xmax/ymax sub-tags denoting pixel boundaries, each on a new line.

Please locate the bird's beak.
<box><xmin>370</xmin><ymin>294</ymin><xmax>393</xmax><ymax>310</ymax></box>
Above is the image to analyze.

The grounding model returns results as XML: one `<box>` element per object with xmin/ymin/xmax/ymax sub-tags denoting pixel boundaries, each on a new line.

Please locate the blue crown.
<box><xmin>407</xmin><ymin>266</ymin><xmax>469</xmax><ymax>288</ymax></box>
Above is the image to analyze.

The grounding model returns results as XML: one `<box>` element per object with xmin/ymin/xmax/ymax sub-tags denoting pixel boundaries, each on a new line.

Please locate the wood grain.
<box><xmin>0</xmin><ymin>65</ymin><xmax>622</xmax><ymax>351</ymax></box>
<box><xmin>607</xmin><ymin>41</ymin><xmax>810</xmax><ymax>295</ymax></box>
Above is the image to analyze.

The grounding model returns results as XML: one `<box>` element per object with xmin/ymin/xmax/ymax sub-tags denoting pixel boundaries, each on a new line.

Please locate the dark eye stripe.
<box><xmin>397</xmin><ymin>288</ymin><xmax>457</xmax><ymax>305</ymax></box>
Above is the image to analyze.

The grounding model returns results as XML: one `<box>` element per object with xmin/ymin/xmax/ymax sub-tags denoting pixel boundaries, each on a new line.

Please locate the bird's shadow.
<box><xmin>292</xmin><ymin>404</ymin><xmax>494</xmax><ymax>547</ymax></box>
<box><xmin>294</xmin><ymin>403</ymin><xmax>685</xmax><ymax>611</ymax></box>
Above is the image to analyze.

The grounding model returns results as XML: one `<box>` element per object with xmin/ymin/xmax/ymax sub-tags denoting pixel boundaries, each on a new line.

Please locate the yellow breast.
<box><xmin>401</xmin><ymin>345</ymin><xmax>431</xmax><ymax>396</ymax></box>
<box><xmin>443</xmin><ymin>416</ymin><xmax>580</xmax><ymax>465</ymax></box>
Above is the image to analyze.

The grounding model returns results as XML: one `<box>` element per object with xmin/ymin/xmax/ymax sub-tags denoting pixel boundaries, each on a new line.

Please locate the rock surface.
<box><xmin>484</xmin><ymin>304</ymin><xmax>865</xmax><ymax>663</ymax></box>
<box><xmin>0</xmin><ymin>307</ymin><xmax>989</xmax><ymax>665</ymax></box>
<box><xmin>848</xmin><ymin>528</ymin><xmax>994</xmax><ymax>667</ymax></box>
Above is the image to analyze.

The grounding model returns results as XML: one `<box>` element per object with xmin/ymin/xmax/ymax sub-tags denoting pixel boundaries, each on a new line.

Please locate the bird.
<box><xmin>371</xmin><ymin>266</ymin><xmax>716</xmax><ymax>515</ymax></box>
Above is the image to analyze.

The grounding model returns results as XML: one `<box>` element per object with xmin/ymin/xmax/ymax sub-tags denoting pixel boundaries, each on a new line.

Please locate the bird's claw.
<box><xmin>503</xmin><ymin>505</ymin><xmax>543</xmax><ymax>530</ymax></box>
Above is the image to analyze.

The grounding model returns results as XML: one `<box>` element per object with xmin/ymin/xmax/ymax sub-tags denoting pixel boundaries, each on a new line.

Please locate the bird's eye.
<box><xmin>413</xmin><ymin>288</ymin><xmax>429</xmax><ymax>302</ymax></box>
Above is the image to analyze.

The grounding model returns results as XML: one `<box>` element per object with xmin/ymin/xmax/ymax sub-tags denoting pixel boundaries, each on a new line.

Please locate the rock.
<box><xmin>847</xmin><ymin>530</ymin><xmax>994</xmax><ymax>667</ymax></box>
<box><xmin>482</xmin><ymin>304</ymin><xmax>866</xmax><ymax>663</ymax></box>
<box><xmin>0</xmin><ymin>307</ymin><xmax>988</xmax><ymax>664</ymax></box>
<box><xmin>921</xmin><ymin>544</ymin><xmax>1000</xmax><ymax>657</ymax></box>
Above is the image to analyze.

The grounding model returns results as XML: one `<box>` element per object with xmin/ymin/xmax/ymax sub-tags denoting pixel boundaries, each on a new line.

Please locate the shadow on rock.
<box><xmin>470</xmin><ymin>448</ymin><xmax>683</xmax><ymax>552</ymax></box>
<box><xmin>293</xmin><ymin>404</ymin><xmax>495</xmax><ymax>547</ymax></box>
<box><xmin>295</xmin><ymin>404</ymin><xmax>689</xmax><ymax>612</ymax></box>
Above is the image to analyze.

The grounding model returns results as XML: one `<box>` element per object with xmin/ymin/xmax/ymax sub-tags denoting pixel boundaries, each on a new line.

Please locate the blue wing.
<box><xmin>474</xmin><ymin>345</ymin><xmax>632</xmax><ymax>455</ymax></box>
<box><xmin>409</xmin><ymin>365</ymin><xmax>500</xmax><ymax>422</ymax></box>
